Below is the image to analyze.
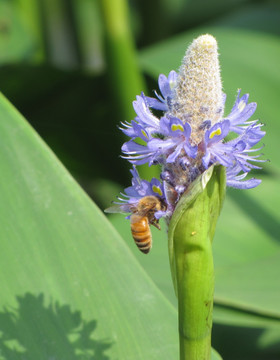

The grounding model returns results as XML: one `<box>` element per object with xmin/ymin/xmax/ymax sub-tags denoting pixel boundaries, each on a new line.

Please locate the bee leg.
<box><xmin>151</xmin><ymin>221</ymin><xmax>161</xmax><ymax>230</ymax></box>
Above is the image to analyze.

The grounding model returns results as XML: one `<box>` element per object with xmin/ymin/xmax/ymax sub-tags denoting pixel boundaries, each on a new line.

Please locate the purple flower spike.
<box><xmin>116</xmin><ymin>36</ymin><xmax>266</xmax><ymax>222</ymax></box>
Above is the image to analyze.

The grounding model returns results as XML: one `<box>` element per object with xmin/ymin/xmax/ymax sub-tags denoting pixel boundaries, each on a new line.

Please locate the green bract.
<box><xmin>168</xmin><ymin>165</ymin><xmax>226</xmax><ymax>359</ymax></box>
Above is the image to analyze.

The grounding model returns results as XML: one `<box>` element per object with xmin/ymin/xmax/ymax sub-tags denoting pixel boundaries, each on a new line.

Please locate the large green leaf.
<box><xmin>0</xmin><ymin>93</ymin><xmax>222</xmax><ymax>359</ymax></box>
<box><xmin>213</xmin><ymin>174</ymin><xmax>280</xmax><ymax>317</ymax></box>
<box><xmin>138</xmin><ymin>27</ymin><xmax>280</xmax><ymax>320</ymax></box>
<box><xmin>0</xmin><ymin>93</ymin><xmax>176</xmax><ymax>359</ymax></box>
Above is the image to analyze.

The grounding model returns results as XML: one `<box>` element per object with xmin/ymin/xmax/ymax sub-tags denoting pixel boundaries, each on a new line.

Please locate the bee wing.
<box><xmin>164</xmin><ymin>181</ymin><xmax>178</xmax><ymax>207</ymax></box>
<box><xmin>104</xmin><ymin>204</ymin><xmax>128</xmax><ymax>214</ymax></box>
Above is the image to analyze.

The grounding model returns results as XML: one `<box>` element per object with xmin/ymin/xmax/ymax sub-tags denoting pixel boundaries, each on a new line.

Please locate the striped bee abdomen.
<box><xmin>130</xmin><ymin>215</ymin><xmax>152</xmax><ymax>254</ymax></box>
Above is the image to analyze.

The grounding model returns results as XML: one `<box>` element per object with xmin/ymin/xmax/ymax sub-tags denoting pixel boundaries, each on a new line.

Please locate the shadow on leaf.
<box><xmin>213</xmin><ymin>322</ymin><xmax>280</xmax><ymax>360</ymax></box>
<box><xmin>0</xmin><ymin>293</ymin><xmax>112</xmax><ymax>360</ymax></box>
<box><xmin>228</xmin><ymin>189</ymin><xmax>280</xmax><ymax>243</ymax></box>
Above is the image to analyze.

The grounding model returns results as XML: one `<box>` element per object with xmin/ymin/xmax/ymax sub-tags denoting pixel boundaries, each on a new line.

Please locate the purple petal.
<box><xmin>202</xmin><ymin>151</ymin><xmax>211</xmax><ymax>168</ymax></box>
<box><xmin>158</xmin><ymin>74</ymin><xmax>170</xmax><ymax>98</ymax></box>
<box><xmin>183</xmin><ymin>142</ymin><xmax>197</xmax><ymax>159</ymax></box>
<box><xmin>205</xmin><ymin>120</ymin><xmax>230</xmax><ymax>146</ymax></box>
<box><xmin>166</xmin><ymin>143</ymin><xmax>183</xmax><ymax>163</ymax></box>
<box><xmin>133</xmin><ymin>95</ymin><xmax>159</xmax><ymax>129</ymax></box>
<box><xmin>167</xmin><ymin>70</ymin><xmax>177</xmax><ymax>87</ymax></box>
<box><xmin>225</xmin><ymin>90</ymin><xmax>257</xmax><ymax>132</ymax></box>
<box><xmin>227</xmin><ymin>178</ymin><xmax>262</xmax><ymax>189</ymax></box>
<box><xmin>145</xmin><ymin>96</ymin><xmax>168</xmax><ymax>111</ymax></box>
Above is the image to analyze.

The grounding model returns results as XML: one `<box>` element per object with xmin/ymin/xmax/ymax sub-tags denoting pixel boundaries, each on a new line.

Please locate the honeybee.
<box><xmin>130</xmin><ymin>196</ymin><xmax>163</xmax><ymax>254</ymax></box>
<box><xmin>105</xmin><ymin>196</ymin><xmax>165</xmax><ymax>254</ymax></box>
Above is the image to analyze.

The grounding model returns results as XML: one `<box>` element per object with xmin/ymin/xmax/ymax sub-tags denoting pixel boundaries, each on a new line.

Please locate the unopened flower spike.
<box><xmin>106</xmin><ymin>34</ymin><xmax>266</xmax><ymax>360</ymax></box>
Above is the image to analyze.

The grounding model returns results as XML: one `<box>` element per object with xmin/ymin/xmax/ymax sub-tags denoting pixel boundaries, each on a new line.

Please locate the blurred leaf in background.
<box><xmin>0</xmin><ymin>0</ymin><xmax>43</xmax><ymax>64</ymax></box>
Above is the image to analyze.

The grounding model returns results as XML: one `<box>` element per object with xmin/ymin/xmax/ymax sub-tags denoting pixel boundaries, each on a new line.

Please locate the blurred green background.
<box><xmin>0</xmin><ymin>0</ymin><xmax>280</xmax><ymax>359</ymax></box>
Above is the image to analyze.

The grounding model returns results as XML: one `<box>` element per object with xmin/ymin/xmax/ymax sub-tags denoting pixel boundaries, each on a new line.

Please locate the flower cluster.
<box><xmin>114</xmin><ymin>35</ymin><xmax>265</xmax><ymax>220</ymax></box>
<box><xmin>114</xmin><ymin>166</ymin><xmax>166</xmax><ymax>219</ymax></box>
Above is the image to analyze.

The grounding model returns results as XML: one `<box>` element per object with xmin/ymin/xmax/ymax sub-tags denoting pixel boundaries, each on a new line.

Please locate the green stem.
<box><xmin>71</xmin><ymin>0</ymin><xmax>104</xmax><ymax>72</ymax></box>
<box><xmin>16</xmin><ymin>0</ymin><xmax>45</xmax><ymax>61</ymax></box>
<box><xmin>99</xmin><ymin>0</ymin><xmax>158</xmax><ymax>180</ymax></box>
<box><xmin>175</xmin><ymin>190</ymin><xmax>214</xmax><ymax>359</ymax></box>
<box><xmin>41</xmin><ymin>0</ymin><xmax>78</xmax><ymax>67</ymax></box>
<box><xmin>99</xmin><ymin>0</ymin><xmax>146</xmax><ymax>120</ymax></box>
<box><xmin>169</xmin><ymin>165</ymin><xmax>226</xmax><ymax>360</ymax></box>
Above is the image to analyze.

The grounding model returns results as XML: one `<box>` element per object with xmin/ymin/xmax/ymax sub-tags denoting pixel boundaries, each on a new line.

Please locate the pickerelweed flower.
<box><xmin>114</xmin><ymin>166</ymin><xmax>165</xmax><ymax>218</ymax></box>
<box><xmin>117</xmin><ymin>34</ymin><xmax>265</xmax><ymax>220</ymax></box>
<box><xmin>106</xmin><ymin>33</ymin><xmax>266</xmax><ymax>360</ymax></box>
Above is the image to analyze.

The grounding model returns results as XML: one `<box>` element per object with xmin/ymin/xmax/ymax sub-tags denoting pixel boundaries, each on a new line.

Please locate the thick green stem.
<box><xmin>71</xmin><ymin>0</ymin><xmax>104</xmax><ymax>72</ymax></box>
<box><xmin>175</xmin><ymin>188</ymin><xmax>214</xmax><ymax>360</ymax></box>
<box><xmin>99</xmin><ymin>0</ymin><xmax>146</xmax><ymax>121</ymax></box>
<box><xmin>17</xmin><ymin>0</ymin><xmax>45</xmax><ymax>62</ymax></box>
<box><xmin>168</xmin><ymin>165</ymin><xmax>226</xmax><ymax>360</ymax></box>
<box><xmin>99</xmin><ymin>0</ymin><xmax>158</xmax><ymax>180</ymax></box>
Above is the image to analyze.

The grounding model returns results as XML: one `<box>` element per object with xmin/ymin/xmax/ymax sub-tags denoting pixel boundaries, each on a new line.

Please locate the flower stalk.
<box><xmin>168</xmin><ymin>165</ymin><xmax>226</xmax><ymax>360</ymax></box>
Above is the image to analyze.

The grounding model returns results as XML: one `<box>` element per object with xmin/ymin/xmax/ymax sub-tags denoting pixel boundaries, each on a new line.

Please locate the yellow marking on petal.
<box><xmin>209</xmin><ymin>128</ymin><xmax>222</xmax><ymax>139</ymax></box>
<box><xmin>171</xmin><ymin>124</ymin><xmax>184</xmax><ymax>132</ymax></box>
<box><xmin>152</xmin><ymin>185</ymin><xmax>163</xmax><ymax>196</ymax></box>
<box><xmin>238</xmin><ymin>100</ymin><xmax>246</xmax><ymax>112</ymax></box>
<box><xmin>141</xmin><ymin>129</ymin><xmax>148</xmax><ymax>138</ymax></box>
